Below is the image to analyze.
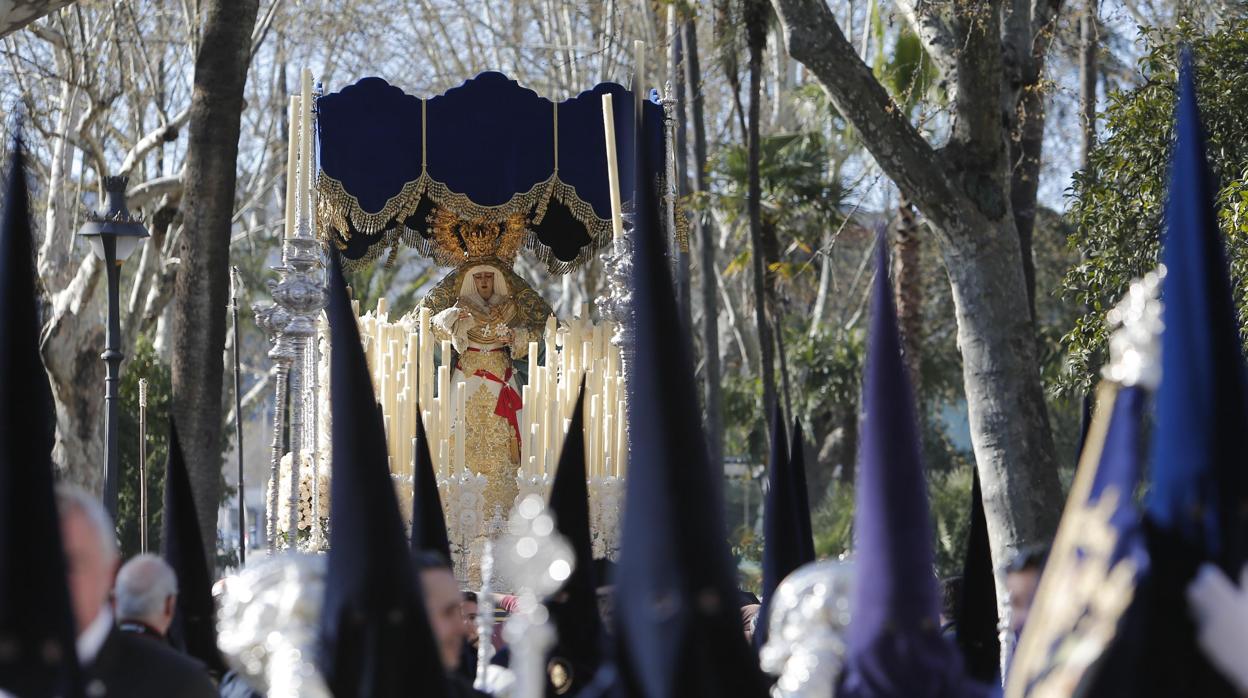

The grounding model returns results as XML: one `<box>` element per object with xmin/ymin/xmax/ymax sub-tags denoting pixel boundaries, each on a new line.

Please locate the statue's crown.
<box><xmin>461</xmin><ymin>219</ymin><xmax>506</xmax><ymax>259</ymax></box>
<box><xmin>429</xmin><ymin>207</ymin><xmax>526</xmax><ymax>266</ymax></box>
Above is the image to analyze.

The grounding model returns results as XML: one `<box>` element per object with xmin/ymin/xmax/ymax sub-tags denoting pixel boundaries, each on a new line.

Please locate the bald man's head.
<box><xmin>55</xmin><ymin>485</ymin><xmax>119</xmax><ymax>634</ymax></box>
<box><xmin>115</xmin><ymin>554</ymin><xmax>179</xmax><ymax>636</ymax></box>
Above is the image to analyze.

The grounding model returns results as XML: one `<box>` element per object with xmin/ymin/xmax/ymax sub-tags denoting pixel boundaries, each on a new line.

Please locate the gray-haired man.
<box><xmin>115</xmin><ymin>554</ymin><xmax>178</xmax><ymax>642</ymax></box>
<box><xmin>55</xmin><ymin>485</ymin><xmax>215</xmax><ymax>698</ymax></box>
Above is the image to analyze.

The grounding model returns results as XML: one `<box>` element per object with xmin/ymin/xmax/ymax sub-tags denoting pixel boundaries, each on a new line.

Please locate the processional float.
<box><xmin>253</xmin><ymin>65</ymin><xmax>677</xmax><ymax>584</ymax></box>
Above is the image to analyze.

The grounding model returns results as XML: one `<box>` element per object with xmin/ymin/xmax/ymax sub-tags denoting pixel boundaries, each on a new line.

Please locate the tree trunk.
<box><xmin>670</xmin><ymin>13</ymin><xmax>693</xmax><ymax>332</ymax></box>
<box><xmin>170</xmin><ymin>0</ymin><xmax>259</xmax><ymax>567</ymax></box>
<box><xmin>771</xmin><ymin>0</ymin><xmax>1064</xmax><ymax>586</ymax></box>
<box><xmin>942</xmin><ymin>221</ymin><xmax>1062</xmax><ymax>561</ymax></box>
<box><xmin>891</xmin><ymin>198</ymin><xmax>922</xmax><ymax>386</ymax></box>
<box><xmin>683</xmin><ymin>17</ymin><xmax>725</xmax><ymax>470</ymax></box>
<box><xmin>42</xmin><ymin>256</ymin><xmax>105</xmax><ymax>488</ymax></box>
<box><xmin>1079</xmin><ymin>0</ymin><xmax>1098</xmax><ymax>163</ymax></box>
<box><xmin>745</xmin><ymin>0</ymin><xmax>778</xmax><ymax>428</ymax></box>
<box><xmin>1009</xmin><ymin>85</ymin><xmax>1044</xmax><ymax>323</ymax></box>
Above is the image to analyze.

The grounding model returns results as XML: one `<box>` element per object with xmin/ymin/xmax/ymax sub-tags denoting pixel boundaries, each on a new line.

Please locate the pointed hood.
<box><xmin>611</xmin><ymin>95</ymin><xmax>768</xmax><ymax>698</ymax></box>
<box><xmin>1147</xmin><ymin>49</ymin><xmax>1248</xmax><ymax>569</ymax></box>
<box><xmin>954</xmin><ymin>470</ymin><xmax>999</xmax><ymax>683</ymax></box>
<box><xmin>850</xmin><ymin>233</ymin><xmax>939</xmax><ymax>644</ymax></box>
<box><xmin>756</xmin><ymin>405</ymin><xmax>814</xmax><ymax>648</ymax></box>
<box><xmin>841</xmin><ymin>234</ymin><xmax>987</xmax><ymax>698</ymax></box>
<box><xmin>0</xmin><ymin>138</ymin><xmax>79</xmax><ymax>697</ymax></box>
<box><xmin>789</xmin><ymin>420</ymin><xmax>815</xmax><ymax>564</ymax></box>
<box><xmin>161</xmin><ymin>420</ymin><xmax>227</xmax><ymax>674</ymax></box>
<box><xmin>318</xmin><ymin>250</ymin><xmax>447</xmax><ymax>697</ymax></box>
<box><xmin>410</xmin><ymin>412</ymin><xmax>451</xmax><ymax>561</ymax></box>
<box><xmin>1065</xmin><ymin>49</ymin><xmax>1248</xmax><ymax>698</ymax></box>
<box><xmin>546</xmin><ymin>384</ymin><xmax>602</xmax><ymax>692</ymax></box>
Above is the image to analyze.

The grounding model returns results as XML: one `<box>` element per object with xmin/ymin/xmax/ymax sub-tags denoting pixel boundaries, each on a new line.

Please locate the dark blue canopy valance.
<box><xmin>316</xmin><ymin>72</ymin><xmax>666</xmax><ymax>273</ymax></box>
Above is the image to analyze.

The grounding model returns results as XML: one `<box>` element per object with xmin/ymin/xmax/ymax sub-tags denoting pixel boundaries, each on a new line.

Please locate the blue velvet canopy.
<box><xmin>315</xmin><ymin>72</ymin><xmax>666</xmax><ymax>273</ymax></box>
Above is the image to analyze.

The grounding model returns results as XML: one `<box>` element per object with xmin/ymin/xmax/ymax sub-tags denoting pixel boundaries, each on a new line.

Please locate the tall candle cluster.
<box><xmin>518</xmin><ymin>303</ymin><xmax>628</xmax><ymax>482</ymax></box>
<box><xmin>327</xmin><ymin>298</ymin><xmax>629</xmax><ymax>486</ymax></box>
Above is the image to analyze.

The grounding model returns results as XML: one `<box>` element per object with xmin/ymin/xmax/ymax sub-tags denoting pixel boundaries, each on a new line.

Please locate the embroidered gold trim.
<box><xmin>317</xmin><ymin>169</ymin><xmax>679</xmax><ymax>275</ymax></box>
<box><xmin>316</xmin><ymin>170</ymin><xmax>615</xmax><ymax>274</ymax></box>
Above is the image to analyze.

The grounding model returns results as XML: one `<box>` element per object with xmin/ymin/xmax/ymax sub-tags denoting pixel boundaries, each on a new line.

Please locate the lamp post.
<box><xmin>79</xmin><ymin>176</ymin><xmax>149</xmax><ymax>519</ymax></box>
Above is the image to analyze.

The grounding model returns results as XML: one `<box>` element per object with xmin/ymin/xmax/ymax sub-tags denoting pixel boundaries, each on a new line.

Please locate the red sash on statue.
<box><xmin>462</xmin><ymin>348</ymin><xmax>523</xmax><ymax>442</ymax></box>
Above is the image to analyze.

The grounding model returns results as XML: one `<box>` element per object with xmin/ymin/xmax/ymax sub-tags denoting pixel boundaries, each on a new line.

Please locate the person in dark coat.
<box><xmin>115</xmin><ymin>554</ymin><xmax>179</xmax><ymax>643</ymax></box>
<box><xmin>56</xmin><ymin>485</ymin><xmax>216</xmax><ymax>698</ymax></box>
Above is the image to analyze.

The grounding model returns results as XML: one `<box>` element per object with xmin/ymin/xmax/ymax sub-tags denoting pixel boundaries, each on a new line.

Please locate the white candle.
<box><xmin>530</xmin><ymin>424</ymin><xmax>540</xmax><ymax>477</ymax></box>
<box><xmin>285</xmin><ymin>95</ymin><xmax>299</xmax><ymax>238</ymax></box>
<box><xmin>602</xmin><ymin>93</ymin><xmax>624</xmax><ymax>240</ymax></box>
<box><xmin>300</xmin><ymin>69</ymin><xmax>314</xmax><ymax>227</ymax></box>
<box><xmin>520</xmin><ymin>385</ymin><xmax>531</xmax><ymax>473</ymax></box>
<box><xmin>423</xmin><ymin>409</ymin><xmax>436</xmax><ymax>475</ymax></box>
<box><xmin>604</xmin><ymin>414</ymin><xmax>615</xmax><ymax>480</ymax></box>
<box><xmin>589</xmin><ymin>395</ymin><xmax>600</xmax><ymax>477</ymax></box>
<box><xmin>618</xmin><ymin>411</ymin><xmax>627</xmax><ymax>479</ymax></box>
<box><xmin>455</xmin><ymin>381</ymin><xmax>467</xmax><ymax>471</ymax></box>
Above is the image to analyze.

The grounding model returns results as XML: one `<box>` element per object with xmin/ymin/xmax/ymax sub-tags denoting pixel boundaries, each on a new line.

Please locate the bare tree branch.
<box><xmin>770</xmin><ymin>0</ymin><xmax>966</xmax><ymax>232</ymax></box>
<box><xmin>118</xmin><ymin>106</ymin><xmax>190</xmax><ymax>177</ymax></box>
<box><xmin>126</xmin><ymin>171</ymin><xmax>184</xmax><ymax>208</ymax></box>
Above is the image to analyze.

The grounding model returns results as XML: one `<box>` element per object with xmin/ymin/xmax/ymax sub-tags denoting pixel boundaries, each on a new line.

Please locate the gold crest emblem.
<box><xmin>548</xmin><ymin>657</ymin><xmax>573</xmax><ymax>694</ymax></box>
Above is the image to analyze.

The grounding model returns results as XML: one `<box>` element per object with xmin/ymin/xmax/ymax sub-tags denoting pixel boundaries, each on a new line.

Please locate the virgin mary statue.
<box><xmin>420</xmin><ymin>209</ymin><xmax>552</xmax><ymax>518</ymax></box>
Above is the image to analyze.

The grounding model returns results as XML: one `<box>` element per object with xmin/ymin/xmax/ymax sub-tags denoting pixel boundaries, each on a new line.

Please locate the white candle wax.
<box><xmin>300</xmin><ymin>69</ymin><xmax>314</xmax><ymax>227</ymax></box>
<box><xmin>285</xmin><ymin>95</ymin><xmax>299</xmax><ymax>238</ymax></box>
<box><xmin>454</xmin><ymin>381</ymin><xmax>467</xmax><ymax>471</ymax></box>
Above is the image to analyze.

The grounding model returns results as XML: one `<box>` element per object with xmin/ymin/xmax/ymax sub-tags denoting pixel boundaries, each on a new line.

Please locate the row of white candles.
<box><xmin>339</xmin><ymin>297</ymin><xmax>629</xmax><ymax>486</ymax></box>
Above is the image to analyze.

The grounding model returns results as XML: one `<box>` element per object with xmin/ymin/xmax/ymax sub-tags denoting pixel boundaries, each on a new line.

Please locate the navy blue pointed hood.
<box><xmin>0</xmin><ymin>137</ymin><xmax>79</xmax><ymax>698</ymax></box>
<box><xmin>318</xmin><ymin>250</ymin><xmax>448</xmax><ymax>697</ymax></box>
<box><xmin>162</xmin><ymin>419</ymin><xmax>227</xmax><ymax>675</ymax></box>
<box><xmin>1072</xmin><ymin>49</ymin><xmax>1248</xmax><ymax>698</ymax></box>
<box><xmin>609</xmin><ymin>93</ymin><xmax>768</xmax><ymax>698</ymax></box>
<box><xmin>1147</xmin><ymin>49</ymin><xmax>1248</xmax><ymax>570</ymax></box>
<box><xmin>410</xmin><ymin>412</ymin><xmax>451</xmax><ymax>561</ymax></box>
<box><xmin>755</xmin><ymin>405</ymin><xmax>814</xmax><ymax>648</ymax></box>
<box><xmin>840</xmin><ymin>234</ymin><xmax>989</xmax><ymax>698</ymax></box>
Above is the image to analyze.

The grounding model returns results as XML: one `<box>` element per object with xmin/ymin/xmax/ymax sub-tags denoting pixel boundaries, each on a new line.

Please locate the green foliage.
<box><xmin>790</xmin><ymin>328</ymin><xmax>863</xmax><ymax>423</ymax></box>
<box><xmin>715</xmin><ymin>130</ymin><xmax>848</xmax><ymax>251</ymax></box>
<box><xmin>1062</xmin><ymin>19</ymin><xmax>1248</xmax><ymax>394</ymax></box>
<box><xmin>879</xmin><ymin>30</ymin><xmax>940</xmax><ymax>112</ymax></box>
<box><xmin>117</xmin><ymin>335</ymin><xmax>170</xmax><ymax>558</ymax></box>
<box><xmin>809</xmin><ymin>464</ymin><xmax>976</xmax><ymax>580</ymax></box>
<box><xmin>812</xmin><ymin>482</ymin><xmax>855</xmax><ymax>559</ymax></box>
<box><xmin>346</xmin><ymin>259</ymin><xmax>437</xmax><ymax>316</ymax></box>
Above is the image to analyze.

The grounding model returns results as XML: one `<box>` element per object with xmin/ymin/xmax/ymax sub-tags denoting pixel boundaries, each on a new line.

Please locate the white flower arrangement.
<box><xmin>267</xmin><ymin>452</ymin><xmax>331</xmax><ymax>549</ymax></box>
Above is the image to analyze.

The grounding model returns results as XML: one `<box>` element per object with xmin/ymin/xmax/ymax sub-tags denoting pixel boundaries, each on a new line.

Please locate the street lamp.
<box><xmin>79</xmin><ymin>176</ymin><xmax>148</xmax><ymax>519</ymax></box>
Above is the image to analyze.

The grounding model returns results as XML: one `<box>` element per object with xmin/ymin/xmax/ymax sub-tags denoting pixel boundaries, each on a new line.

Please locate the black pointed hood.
<box><xmin>954</xmin><ymin>470</ymin><xmax>999</xmax><ymax>682</ymax></box>
<box><xmin>318</xmin><ymin>250</ymin><xmax>448</xmax><ymax>697</ymax></box>
<box><xmin>610</xmin><ymin>95</ymin><xmax>768</xmax><ymax>698</ymax></box>
<box><xmin>546</xmin><ymin>385</ymin><xmax>602</xmax><ymax>692</ymax></box>
<box><xmin>162</xmin><ymin>419</ymin><xmax>227</xmax><ymax>674</ymax></box>
<box><xmin>0</xmin><ymin>136</ymin><xmax>79</xmax><ymax>698</ymax></box>
<box><xmin>410</xmin><ymin>412</ymin><xmax>451</xmax><ymax>561</ymax></box>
